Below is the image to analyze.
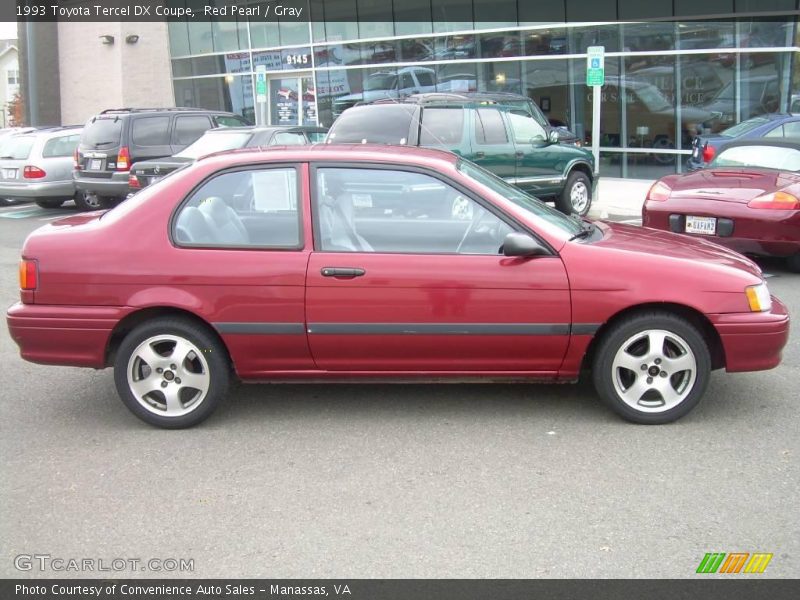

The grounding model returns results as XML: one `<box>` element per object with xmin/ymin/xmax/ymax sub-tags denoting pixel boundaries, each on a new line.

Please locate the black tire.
<box><xmin>75</xmin><ymin>192</ymin><xmax>112</xmax><ymax>211</ymax></box>
<box><xmin>592</xmin><ymin>311</ymin><xmax>711</xmax><ymax>424</ymax></box>
<box><xmin>556</xmin><ymin>170</ymin><xmax>592</xmax><ymax>216</ymax></box>
<box><xmin>786</xmin><ymin>253</ymin><xmax>800</xmax><ymax>273</ymax></box>
<box><xmin>35</xmin><ymin>198</ymin><xmax>65</xmax><ymax>209</ymax></box>
<box><xmin>113</xmin><ymin>317</ymin><xmax>230</xmax><ymax>428</ymax></box>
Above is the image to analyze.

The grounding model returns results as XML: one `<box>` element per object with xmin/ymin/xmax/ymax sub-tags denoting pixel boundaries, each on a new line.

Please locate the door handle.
<box><xmin>321</xmin><ymin>267</ymin><xmax>366</xmax><ymax>278</ymax></box>
<box><xmin>515</xmin><ymin>151</ymin><xmax>524</xmax><ymax>158</ymax></box>
<box><xmin>475</xmin><ymin>151</ymin><xmax>485</xmax><ymax>158</ymax></box>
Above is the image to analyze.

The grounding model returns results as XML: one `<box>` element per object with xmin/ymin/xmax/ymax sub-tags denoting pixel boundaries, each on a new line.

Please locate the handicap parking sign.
<box><xmin>591</xmin><ymin>58</ymin><xmax>600</xmax><ymax>68</ymax></box>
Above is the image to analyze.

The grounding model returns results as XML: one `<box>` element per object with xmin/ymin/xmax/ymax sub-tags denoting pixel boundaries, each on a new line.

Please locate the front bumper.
<box><xmin>711</xmin><ymin>296</ymin><xmax>790</xmax><ymax>373</ymax></box>
<box><xmin>0</xmin><ymin>180</ymin><xmax>75</xmax><ymax>200</ymax></box>
<box><xmin>6</xmin><ymin>302</ymin><xmax>130</xmax><ymax>369</ymax></box>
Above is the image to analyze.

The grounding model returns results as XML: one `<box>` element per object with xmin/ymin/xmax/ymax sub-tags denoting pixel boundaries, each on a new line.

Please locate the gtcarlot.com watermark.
<box><xmin>14</xmin><ymin>554</ymin><xmax>194</xmax><ymax>573</ymax></box>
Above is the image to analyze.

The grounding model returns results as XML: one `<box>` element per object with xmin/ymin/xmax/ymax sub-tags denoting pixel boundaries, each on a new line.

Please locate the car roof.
<box><xmin>206</xmin><ymin>125</ymin><xmax>326</xmax><ymax>134</ymax></box>
<box><xmin>718</xmin><ymin>138</ymin><xmax>800</xmax><ymax>151</ymax></box>
<box><xmin>197</xmin><ymin>143</ymin><xmax>460</xmax><ymax>169</ymax></box>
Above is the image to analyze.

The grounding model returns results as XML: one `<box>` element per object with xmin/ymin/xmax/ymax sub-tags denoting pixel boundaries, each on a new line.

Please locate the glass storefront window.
<box><xmin>432</xmin><ymin>0</ymin><xmax>473</xmax><ymax>33</ymax></box>
<box><xmin>524</xmin><ymin>60</ymin><xmax>571</xmax><ymax>129</ymax></box>
<box><xmin>172</xmin><ymin>75</ymin><xmax>255</xmax><ymax>124</ymax></box>
<box><xmin>168</xmin><ymin>20</ymin><xmax>190</xmax><ymax>57</ymax></box>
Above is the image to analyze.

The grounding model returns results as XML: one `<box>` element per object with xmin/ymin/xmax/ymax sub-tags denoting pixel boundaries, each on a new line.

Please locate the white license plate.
<box><xmin>88</xmin><ymin>159</ymin><xmax>102</xmax><ymax>170</ymax></box>
<box><xmin>149</xmin><ymin>176</ymin><xmax>162</xmax><ymax>185</ymax></box>
<box><xmin>685</xmin><ymin>215</ymin><xmax>716</xmax><ymax>235</ymax></box>
<box><xmin>2</xmin><ymin>168</ymin><xmax>17</xmax><ymax>179</ymax></box>
<box><xmin>352</xmin><ymin>194</ymin><xmax>373</xmax><ymax>208</ymax></box>
<box><xmin>692</xmin><ymin>147</ymin><xmax>701</xmax><ymax>159</ymax></box>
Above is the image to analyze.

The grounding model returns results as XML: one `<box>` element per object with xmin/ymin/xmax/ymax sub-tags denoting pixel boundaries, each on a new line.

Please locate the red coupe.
<box><xmin>6</xmin><ymin>145</ymin><xmax>789</xmax><ymax>428</ymax></box>
<box><xmin>643</xmin><ymin>139</ymin><xmax>800</xmax><ymax>271</ymax></box>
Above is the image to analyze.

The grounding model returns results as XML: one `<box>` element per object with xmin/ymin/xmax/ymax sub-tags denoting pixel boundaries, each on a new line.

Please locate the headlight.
<box><xmin>745</xmin><ymin>282</ymin><xmax>772</xmax><ymax>312</ymax></box>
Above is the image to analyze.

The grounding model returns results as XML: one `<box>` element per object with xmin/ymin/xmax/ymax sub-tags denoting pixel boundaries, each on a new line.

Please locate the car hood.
<box><xmin>132</xmin><ymin>157</ymin><xmax>194</xmax><ymax>173</ymax></box>
<box><xmin>663</xmin><ymin>168</ymin><xmax>800</xmax><ymax>204</ymax></box>
<box><xmin>595</xmin><ymin>221</ymin><xmax>762</xmax><ymax>278</ymax></box>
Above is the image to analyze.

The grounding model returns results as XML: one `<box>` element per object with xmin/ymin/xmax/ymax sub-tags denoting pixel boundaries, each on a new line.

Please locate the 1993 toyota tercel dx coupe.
<box><xmin>6</xmin><ymin>145</ymin><xmax>790</xmax><ymax>428</ymax></box>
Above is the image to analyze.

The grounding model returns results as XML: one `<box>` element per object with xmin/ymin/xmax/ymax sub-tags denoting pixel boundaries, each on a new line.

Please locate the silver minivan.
<box><xmin>0</xmin><ymin>126</ymin><xmax>83</xmax><ymax>208</ymax></box>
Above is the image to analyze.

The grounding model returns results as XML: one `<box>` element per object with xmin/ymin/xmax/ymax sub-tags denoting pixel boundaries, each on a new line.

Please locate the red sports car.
<box><xmin>6</xmin><ymin>146</ymin><xmax>789</xmax><ymax>428</ymax></box>
<box><xmin>643</xmin><ymin>139</ymin><xmax>800</xmax><ymax>271</ymax></box>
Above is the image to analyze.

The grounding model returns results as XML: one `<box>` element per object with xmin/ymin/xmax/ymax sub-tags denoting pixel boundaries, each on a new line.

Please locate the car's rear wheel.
<box><xmin>557</xmin><ymin>171</ymin><xmax>592</xmax><ymax>216</ymax></box>
<box><xmin>113</xmin><ymin>318</ymin><xmax>230</xmax><ymax>428</ymax></box>
<box><xmin>35</xmin><ymin>199</ymin><xmax>65</xmax><ymax>209</ymax></box>
<box><xmin>592</xmin><ymin>312</ymin><xmax>711</xmax><ymax>424</ymax></box>
<box><xmin>75</xmin><ymin>192</ymin><xmax>111</xmax><ymax>211</ymax></box>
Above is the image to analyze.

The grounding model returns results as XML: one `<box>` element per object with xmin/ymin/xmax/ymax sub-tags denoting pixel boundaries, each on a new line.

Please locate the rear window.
<box><xmin>175</xmin><ymin>131</ymin><xmax>253</xmax><ymax>159</ymax></box>
<box><xmin>0</xmin><ymin>136</ymin><xmax>36</xmax><ymax>160</ymax></box>
<box><xmin>82</xmin><ymin>118</ymin><xmax>123</xmax><ymax>148</ymax></box>
<box><xmin>420</xmin><ymin>108</ymin><xmax>464</xmax><ymax>145</ymax></box>
<box><xmin>42</xmin><ymin>134</ymin><xmax>81</xmax><ymax>158</ymax></box>
<box><xmin>327</xmin><ymin>105</ymin><xmax>415</xmax><ymax>144</ymax></box>
<box><xmin>712</xmin><ymin>145</ymin><xmax>800</xmax><ymax>171</ymax></box>
<box><xmin>132</xmin><ymin>116</ymin><xmax>171</xmax><ymax>146</ymax></box>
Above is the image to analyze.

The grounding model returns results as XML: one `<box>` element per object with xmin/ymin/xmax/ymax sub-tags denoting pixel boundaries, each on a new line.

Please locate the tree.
<box><xmin>6</xmin><ymin>92</ymin><xmax>25</xmax><ymax>127</ymax></box>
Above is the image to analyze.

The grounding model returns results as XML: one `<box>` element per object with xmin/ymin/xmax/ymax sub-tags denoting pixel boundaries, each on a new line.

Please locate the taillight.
<box><xmin>128</xmin><ymin>173</ymin><xmax>141</xmax><ymax>189</ymax></box>
<box><xmin>702</xmin><ymin>144</ymin><xmax>716</xmax><ymax>163</ymax></box>
<box><xmin>23</xmin><ymin>166</ymin><xmax>46</xmax><ymax>179</ymax></box>
<box><xmin>19</xmin><ymin>259</ymin><xmax>37</xmax><ymax>290</ymax></box>
<box><xmin>646</xmin><ymin>180</ymin><xmax>672</xmax><ymax>202</ymax></box>
<box><xmin>117</xmin><ymin>146</ymin><xmax>130</xmax><ymax>171</ymax></box>
<box><xmin>73</xmin><ymin>147</ymin><xmax>81</xmax><ymax>170</ymax></box>
<box><xmin>747</xmin><ymin>190</ymin><xmax>800</xmax><ymax>210</ymax></box>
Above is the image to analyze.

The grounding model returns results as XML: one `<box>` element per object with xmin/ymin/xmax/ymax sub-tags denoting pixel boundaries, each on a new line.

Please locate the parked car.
<box><xmin>686</xmin><ymin>113</ymin><xmax>800</xmax><ymax>170</ymax></box>
<box><xmin>702</xmin><ymin>76</ymin><xmax>781</xmax><ymax>132</ymax></box>
<box><xmin>129</xmin><ymin>125</ymin><xmax>327</xmax><ymax>191</ymax></box>
<box><xmin>0</xmin><ymin>126</ymin><xmax>83</xmax><ymax>208</ymax></box>
<box><xmin>643</xmin><ymin>139</ymin><xmax>800</xmax><ymax>271</ymax></box>
<box><xmin>74</xmin><ymin>107</ymin><xmax>250</xmax><ymax>211</ymax></box>
<box><xmin>331</xmin><ymin>67</ymin><xmax>437</xmax><ymax>117</ymax></box>
<box><xmin>375</xmin><ymin>91</ymin><xmax>582</xmax><ymax>146</ymax></box>
<box><xmin>326</xmin><ymin>102</ymin><xmax>596</xmax><ymax>215</ymax></box>
<box><xmin>7</xmin><ymin>145</ymin><xmax>788</xmax><ymax>428</ymax></box>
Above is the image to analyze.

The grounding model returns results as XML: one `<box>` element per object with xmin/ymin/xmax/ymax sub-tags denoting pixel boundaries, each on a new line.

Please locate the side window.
<box><xmin>416</xmin><ymin>71</ymin><xmax>435</xmax><ymax>87</ymax></box>
<box><xmin>399</xmin><ymin>72</ymin><xmax>415</xmax><ymax>89</ymax></box>
<box><xmin>313</xmin><ymin>167</ymin><xmax>514</xmax><ymax>255</ymax></box>
<box><xmin>783</xmin><ymin>121</ymin><xmax>800</xmax><ymax>137</ymax></box>
<box><xmin>765</xmin><ymin>125</ymin><xmax>784</xmax><ymax>138</ymax></box>
<box><xmin>173</xmin><ymin>115</ymin><xmax>213</xmax><ymax>145</ymax></box>
<box><xmin>42</xmin><ymin>134</ymin><xmax>80</xmax><ymax>158</ymax></box>
<box><xmin>131</xmin><ymin>116</ymin><xmax>171</xmax><ymax>146</ymax></box>
<box><xmin>173</xmin><ymin>167</ymin><xmax>300</xmax><ymax>248</ymax></box>
<box><xmin>474</xmin><ymin>108</ymin><xmax>509</xmax><ymax>145</ymax></box>
<box><xmin>272</xmin><ymin>132</ymin><xmax>307</xmax><ymax>145</ymax></box>
<box><xmin>419</xmin><ymin>108</ymin><xmax>464</xmax><ymax>145</ymax></box>
<box><xmin>507</xmin><ymin>111</ymin><xmax>547</xmax><ymax>144</ymax></box>
<box><xmin>216</xmin><ymin>115</ymin><xmax>249</xmax><ymax>127</ymax></box>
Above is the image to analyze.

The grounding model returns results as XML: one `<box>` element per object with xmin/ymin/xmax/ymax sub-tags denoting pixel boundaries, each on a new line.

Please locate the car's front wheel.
<box><xmin>786</xmin><ymin>253</ymin><xmax>800</xmax><ymax>273</ymax></box>
<box><xmin>113</xmin><ymin>318</ymin><xmax>230</xmax><ymax>428</ymax></box>
<box><xmin>557</xmin><ymin>171</ymin><xmax>592</xmax><ymax>216</ymax></box>
<box><xmin>592</xmin><ymin>312</ymin><xmax>711</xmax><ymax>424</ymax></box>
<box><xmin>35</xmin><ymin>198</ymin><xmax>65</xmax><ymax>209</ymax></box>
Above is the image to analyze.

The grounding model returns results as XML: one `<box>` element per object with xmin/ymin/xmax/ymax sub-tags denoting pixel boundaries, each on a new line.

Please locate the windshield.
<box><xmin>711</xmin><ymin>145</ymin><xmax>800</xmax><ymax>171</ymax></box>
<box><xmin>363</xmin><ymin>74</ymin><xmax>397</xmax><ymax>91</ymax></box>
<box><xmin>175</xmin><ymin>131</ymin><xmax>253</xmax><ymax>158</ymax></box>
<box><xmin>720</xmin><ymin>117</ymin><xmax>769</xmax><ymax>137</ymax></box>
<box><xmin>457</xmin><ymin>160</ymin><xmax>582</xmax><ymax>236</ymax></box>
<box><xmin>0</xmin><ymin>136</ymin><xmax>35</xmax><ymax>160</ymax></box>
<box><xmin>82</xmin><ymin>118</ymin><xmax>123</xmax><ymax>147</ymax></box>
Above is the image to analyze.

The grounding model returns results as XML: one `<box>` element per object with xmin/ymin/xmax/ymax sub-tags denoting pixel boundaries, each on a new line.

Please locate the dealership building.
<box><xmin>18</xmin><ymin>0</ymin><xmax>800</xmax><ymax>178</ymax></box>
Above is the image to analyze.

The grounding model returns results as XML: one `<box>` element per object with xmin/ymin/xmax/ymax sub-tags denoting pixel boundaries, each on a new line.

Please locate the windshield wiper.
<box><xmin>92</xmin><ymin>141</ymin><xmax>116</xmax><ymax>147</ymax></box>
<box><xmin>568</xmin><ymin>218</ymin><xmax>595</xmax><ymax>241</ymax></box>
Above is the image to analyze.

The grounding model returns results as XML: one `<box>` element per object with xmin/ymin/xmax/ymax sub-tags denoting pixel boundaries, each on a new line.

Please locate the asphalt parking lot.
<box><xmin>0</xmin><ymin>200</ymin><xmax>797</xmax><ymax>579</ymax></box>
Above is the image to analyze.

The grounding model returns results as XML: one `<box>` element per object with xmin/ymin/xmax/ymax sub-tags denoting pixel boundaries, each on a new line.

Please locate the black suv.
<box><xmin>74</xmin><ymin>108</ymin><xmax>250</xmax><ymax>210</ymax></box>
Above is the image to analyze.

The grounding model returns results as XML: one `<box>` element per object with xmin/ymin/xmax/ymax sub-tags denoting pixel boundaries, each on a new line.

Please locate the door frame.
<box><xmin>266</xmin><ymin>72</ymin><xmax>317</xmax><ymax>127</ymax></box>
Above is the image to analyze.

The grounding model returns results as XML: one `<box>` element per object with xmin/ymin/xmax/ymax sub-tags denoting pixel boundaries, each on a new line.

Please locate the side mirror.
<box><xmin>548</xmin><ymin>129</ymin><xmax>560</xmax><ymax>144</ymax></box>
<box><xmin>501</xmin><ymin>232</ymin><xmax>549</xmax><ymax>257</ymax></box>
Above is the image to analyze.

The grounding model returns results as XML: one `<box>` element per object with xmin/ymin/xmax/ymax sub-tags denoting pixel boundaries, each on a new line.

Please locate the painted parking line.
<box><xmin>0</xmin><ymin>207</ymin><xmax>45</xmax><ymax>219</ymax></box>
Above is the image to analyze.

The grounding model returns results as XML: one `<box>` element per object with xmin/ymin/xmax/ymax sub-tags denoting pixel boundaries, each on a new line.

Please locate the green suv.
<box><xmin>325</xmin><ymin>101</ymin><xmax>597</xmax><ymax>215</ymax></box>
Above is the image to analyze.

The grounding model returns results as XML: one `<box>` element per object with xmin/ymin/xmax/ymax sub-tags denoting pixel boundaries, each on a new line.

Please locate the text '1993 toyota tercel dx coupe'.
<box><xmin>6</xmin><ymin>145</ymin><xmax>790</xmax><ymax>428</ymax></box>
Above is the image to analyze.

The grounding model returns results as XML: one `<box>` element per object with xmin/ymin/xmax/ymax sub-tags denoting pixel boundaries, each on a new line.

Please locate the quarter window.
<box><xmin>131</xmin><ymin>116</ymin><xmax>171</xmax><ymax>146</ymax></box>
<box><xmin>313</xmin><ymin>167</ymin><xmax>514</xmax><ymax>255</ymax></box>
<box><xmin>272</xmin><ymin>132</ymin><xmax>306</xmax><ymax>145</ymax></box>
<box><xmin>42</xmin><ymin>134</ymin><xmax>80</xmax><ymax>158</ymax></box>
<box><xmin>173</xmin><ymin>167</ymin><xmax>300</xmax><ymax>248</ymax></box>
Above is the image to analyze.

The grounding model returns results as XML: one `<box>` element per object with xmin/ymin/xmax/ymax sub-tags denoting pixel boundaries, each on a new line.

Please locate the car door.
<box><xmin>505</xmin><ymin>110</ymin><xmax>563</xmax><ymax>196</ymax></box>
<box><xmin>305</xmin><ymin>164</ymin><xmax>571</xmax><ymax>373</ymax></box>
<box><xmin>469</xmin><ymin>107</ymin><xmax>517</xmax><ymax>179</ymax></box>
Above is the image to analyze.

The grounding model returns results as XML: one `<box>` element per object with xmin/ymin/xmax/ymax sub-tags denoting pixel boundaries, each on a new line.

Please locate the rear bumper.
<box><xmin>0</xmin><ymin>180</ymin><xmax>75</xmax><ymax>200</ymax></box>
<box><xmin>711</xmin><ymin>297</ymin><xmax>790</xmax><ymax>373</ymax></box>
<box><xmin>6</xmin><ymin>302</ymin><xmax>129</xmax><ymax>368</ymax></box>
<box><xmin>74</xmin><ymin>171</ymin><xmax>129</xmax><ymax>198</ymax></box>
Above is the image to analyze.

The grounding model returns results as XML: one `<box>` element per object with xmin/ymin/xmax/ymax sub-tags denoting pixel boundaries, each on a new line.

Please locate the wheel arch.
<box><xmin>581</xmin><ymin>302</ymin><xmax>726</xmax><ymax>373</ymax></box>
<box><xmin>566</xmin><ymin>160</ymin><xmax>594</xmax><ymax>182</ymax></box>
<box><xmin>105</xmin><ymin>306</ymin><xmax>233</xmax><ymax>370</ymax></box>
